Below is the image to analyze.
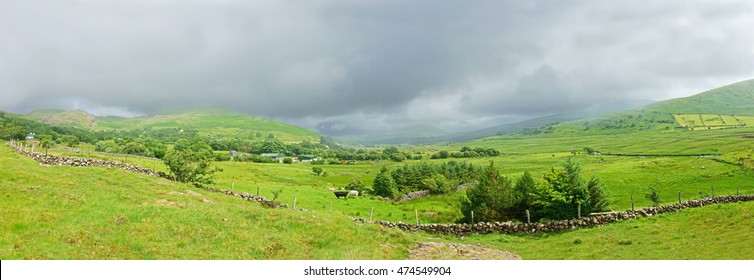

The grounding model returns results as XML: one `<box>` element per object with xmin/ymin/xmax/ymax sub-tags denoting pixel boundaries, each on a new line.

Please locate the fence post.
<box><xmin>293</xmin><ymin>197</ymin><xmax>297</xmax><ymax>209</ymax></box>
<box><xmin>471</xmin><ymin>211</ymin><xmax>474</xmax><ymax>224</ymax></box>
<box><xmin>232</xmin><ymin>179</ymin><xmax>235</xmax><ymax>192</ymax></box>
<box><xmin>631</xmin><ymin>194</ymin><xmax>636</xmax><ymax>211</ymax></box>
<box><xmin>678</xmin><ymin>192</ymin><xmax>681</xmax><ymax>204</ymax></box>
<box><xmin>256</xmin><ymin>186</ymin><xmax>260</xmax><ymax>196</ymax></box>
<box><xmin>711</xmin><ymin>186</ymin><xmax>715</xmax><ymax>198</ymax></box>
<box><xmin>369</xmin><ymin>207</ymin><xmax>374</xmax><ymax>222</ymax></box>
<box><xmin>526</xmin><ymin>210</ymin><xmax>531</xmax><ymax>224</ymax></box>
<box><xmin>737</xmin><ymin>186</ymin><xmax>739</xmax><ymax>196</ymax></box>
<box><xmin>415</xmin><ymin>210</ymin><xmax>419</xmax><ymax>225</ymax></box>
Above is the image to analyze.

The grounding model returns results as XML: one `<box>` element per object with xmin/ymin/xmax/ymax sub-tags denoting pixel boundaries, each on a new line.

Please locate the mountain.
<box><xmin>338</xmin><ymin>99</ymin><xmax>654</xmax><ymax>145</ymax></box>
<box><xmin>26</xmin><ymin>109</ymin><xmax>98</xmax><ymax>129</ymax></box>
<box><xmin>336</xmin><ymin>125</ymin><xmax>449</xmax><ymax>145</ymax></box>
<box><xmin>643</xmin><ymin>78</ymin><xmax>754</xmax><ymax>115</ymax></box>
<box><xmin>26</xmin><ymin>107</ymin><xmax>319</xmax><ymax>142</ymax></box>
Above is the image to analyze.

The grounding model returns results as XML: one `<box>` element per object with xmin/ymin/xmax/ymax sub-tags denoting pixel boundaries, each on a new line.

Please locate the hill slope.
<box><xmin>26</xmin><ymin>109</ymin><xmax>98</xmax><ymax>129</ymax></box>
<box><xmin>644</xmin><ymin>79</ymin><xmax>754</xmax><ymax>115</ymax></box>
<box><xmin>27</xmin><ymin>108</ymin><xmax>319</xmax><ymax>142</ymax></box>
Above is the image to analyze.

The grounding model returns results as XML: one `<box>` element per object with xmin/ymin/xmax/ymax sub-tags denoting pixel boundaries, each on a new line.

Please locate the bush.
<box><xmin>312</xmin><ymin>166</ymin><xmax>323</xmax><ymax>176</ymax></box>
<box><xmin>163</xmin><ymin>137</ymin><xmax>222</xmax><ymax>184</ymax></box>
<box><xmin>645</xmin><ymin>186</ymin><xmax>661</xmax><ymax>207</ymax></box>
<box><xmin>282</xmin><ymin>157</ymin><xmax>293</xmax><ymax>164</ymax></box>
<box><xmin>345</xmin><ymin>177</ymin><xmax>369</xmax><ymax>194</ymax></box>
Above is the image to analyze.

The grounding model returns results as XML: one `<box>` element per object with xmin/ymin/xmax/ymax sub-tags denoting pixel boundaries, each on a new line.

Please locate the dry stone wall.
<box><xmin>10</xmin><ymin>144</ymin><xmax>173</xmax><ymax>179</ymax></box>
<box><xmin>358</xmin><ymin>194</ymin><xmax>754</xmax><ymax>235</ymax></box>
<box><xmin>8</xmin><ymin>143</ymin><xmax>308</xmax><ymax>211</ymax></box>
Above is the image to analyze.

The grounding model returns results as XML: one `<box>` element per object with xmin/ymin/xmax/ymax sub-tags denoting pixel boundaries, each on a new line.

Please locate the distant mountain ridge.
<box><xmin>25</xmin><ymin>107</ymin><xmax>319</xmax><ymax>142</ymax></box>
<box><xmin>335</xmin><ymin>99</ymin><xmax>655</xmax><ymax>145</ymax></box>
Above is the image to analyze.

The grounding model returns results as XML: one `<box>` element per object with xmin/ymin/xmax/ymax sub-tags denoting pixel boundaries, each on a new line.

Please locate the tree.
<box><xmin>460</xmin><ymin>161</ymin><xmax>516</xmax><ymax>223</ymax></box>
<box><xmin>345</xmin><ymin>177</ymin><xmax>368</xmax><ymax>194</ymax></box>
<box><xmin>383</xmin><ymin>146</ymin><xmax>399</xmax><ymax>155</ymax></box>
<box><xmin>530</xmin><ymin>158</ymin><xmax>610</xmax><ymax>220</ymax></box>
<box><xmin>512</xmin><ymin>171</ymin><xmax>536</xmax><ymax>220</ymax></box>
<box><xmin>372</xmin><ymin>166</ymin><xmax>399</xmax><ymax>198</ymax></box>
<box><xmin>60</xmin><ymin>135</ymin><xmax>79</xmax><ymax>147</ymax></box>
<box><xmin>40</xmin><ymin>139</ymin><xmax>53</xmax><ymax>155</ymax></box>
<box><xmin>422</xmin><ymin>173</ymin><xmax>451</xmax><ymax>194</ymax></box>
<box><xmin>312</xmin><ymin>166</ymin><xmax>323</xmax><ymax>176</ymax></box>
<box><xmin>163</xmin><ymin>137</ymin><xmax>221</xmax><ymax>184</ymax></box>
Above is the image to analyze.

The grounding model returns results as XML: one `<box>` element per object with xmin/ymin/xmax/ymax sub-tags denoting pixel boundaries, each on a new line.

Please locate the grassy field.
<box><xmin>3</xmin><ymin>142</ymin><xmax>754</xmax><ymax>260</ymax></box>
<box><xmin>0</xmin><ymin>144</ymin><xmax>416</xmax><ymax>259</ymax></box>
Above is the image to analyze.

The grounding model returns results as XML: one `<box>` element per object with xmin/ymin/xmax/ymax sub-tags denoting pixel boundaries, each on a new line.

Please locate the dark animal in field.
<box><xmin>333</xmin><ymin>190</ymin><xmax>349</xmax><ymax>198</ymax></box>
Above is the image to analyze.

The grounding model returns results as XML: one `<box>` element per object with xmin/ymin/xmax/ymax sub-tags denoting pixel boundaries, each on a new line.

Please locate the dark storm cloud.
<box><xmin>1</xmin><ymin>0</ymin><xmax>753</xmax><ymax>133</ymax></box>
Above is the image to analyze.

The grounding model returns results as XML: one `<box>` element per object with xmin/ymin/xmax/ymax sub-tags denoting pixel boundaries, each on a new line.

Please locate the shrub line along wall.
<box><xmin>7</xmin><ymin>143</ymin><xmax>308</xmax><ymax>212</ymax></box>
<box><xmin>355</xmin><ymin>194</ymin><xmax>754</xmax><ymax>235</ymax></box>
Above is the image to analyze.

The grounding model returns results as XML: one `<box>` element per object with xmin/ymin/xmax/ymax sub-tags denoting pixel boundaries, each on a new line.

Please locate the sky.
<box><xmin>1</xmin><ymin>0</ymin><xmax>753</xmax><ymax>135</ymax></box>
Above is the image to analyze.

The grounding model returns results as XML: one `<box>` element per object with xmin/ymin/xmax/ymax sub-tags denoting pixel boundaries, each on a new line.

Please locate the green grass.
<box><xmin>445</xmin><ymin>201</ymin><xmax>754</xmax><ymax>259</ymax></box>
<box><xmin>0</xmin><ymin>144</ymin><xmax>415</xmax><ymax>259</ymax></box>
<box><xmin>95</xmin><ymin>108</ymin><xmax>319</xmax><ymax>142</ymax></box>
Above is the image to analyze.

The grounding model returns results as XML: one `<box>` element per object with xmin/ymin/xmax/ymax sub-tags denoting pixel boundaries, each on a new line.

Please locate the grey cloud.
<box><xmin>1</xmin><ymin>0</ymin><xmax>753</xmax><ymax>134</ymax></box>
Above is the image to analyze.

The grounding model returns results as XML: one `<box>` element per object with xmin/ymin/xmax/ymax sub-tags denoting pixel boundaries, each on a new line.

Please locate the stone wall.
<box><xmin>10</xmin><ymin>144</ymin><xmax>173</xmax><ymax>179</ymax></box>
<box><xmin>7</xmin><ymin>143</ymin><xmax>308</xmax><ymax>211</ymax></box>
<box><xmin>358</xmin><ymin>194</ymin><xmax>754</xmax><ymax>235</ymax></box>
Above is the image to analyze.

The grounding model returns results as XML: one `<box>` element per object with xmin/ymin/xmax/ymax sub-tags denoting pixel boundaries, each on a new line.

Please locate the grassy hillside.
<box><xmin>27</xmin><ymin>108</ymin><xmax>319</xmax><ymax>143</ymax></box>
<box><xmin>4</xmin><ymin>143</ymin><xmax>754</xmax><ymax>259</ymax></box>
<box><xmin>0</xmin><ymin>144</ymin><xmax>413</xmax><ymax>259</ymax></box>
<box><xmin>26</xmin><ymin>109</ymin><xmax>97</xmax><ymax>129</ymax></box>
<box><xmin>644</xmin><ymin>79</ymin><xmax>754</xmax><ymax>115</ymax></box>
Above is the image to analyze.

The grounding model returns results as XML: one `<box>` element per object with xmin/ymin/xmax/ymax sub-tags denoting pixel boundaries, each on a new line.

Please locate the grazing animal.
<box><xmin>328</xmin><ymin>187</ymin><xmax>335</xmax><ymax>191</ymax></box>
<box><xmin>333</xmin><ymin>190</ymin><xmax>349</xmax><ymax>198</ymax></box>
<box><xmin>348</xmin><ymin>190</ymin><xmax>359</xmax><ymax>197</ymax></box>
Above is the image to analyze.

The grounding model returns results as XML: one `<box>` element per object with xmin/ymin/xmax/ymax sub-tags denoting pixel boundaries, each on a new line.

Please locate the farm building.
<box><xmin>26</xmin><ymin>133</ymin><xmax>35</xmax><ymax>140</ymax></box>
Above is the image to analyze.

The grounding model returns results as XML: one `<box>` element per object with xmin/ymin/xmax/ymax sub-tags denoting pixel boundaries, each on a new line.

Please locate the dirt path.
<box><xmin>408</xmin><ymin>242</ymin><xmax>521</xmax><ymax>260</ymax></box>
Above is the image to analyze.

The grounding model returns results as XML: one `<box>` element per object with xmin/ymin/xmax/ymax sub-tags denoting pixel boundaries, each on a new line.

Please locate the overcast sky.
<box><xmin>1</xmin><ymin>0</ymin><xmax>753</xmax><ymax>135</ymax></box>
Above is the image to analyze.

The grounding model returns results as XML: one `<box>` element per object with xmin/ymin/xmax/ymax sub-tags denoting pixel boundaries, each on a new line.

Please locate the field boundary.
<box><xmin>357</xmin><ymin>194</ymin><xmax>754</xmax><ymax>235</ymax></box>
<box><xmin>6</xmin><ymin>142</ymin><xmax>309</xmax><ymax>212</ymax></box>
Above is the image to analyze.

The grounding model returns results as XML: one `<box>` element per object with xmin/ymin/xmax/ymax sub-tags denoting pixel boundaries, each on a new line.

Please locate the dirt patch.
<box><xmin>185</xmin><ymin>190</ymin><xmax>203</xmax><ymax>197</ymax></box>
<box><xmin>408</xmin><ymin>242</ymin><xmax>521</xmax><ymax>260</ymax></box>
<box><xmin>155</xmin><ymin>199</ymin><xmax>185</xmax><ymax>208</ymax></box>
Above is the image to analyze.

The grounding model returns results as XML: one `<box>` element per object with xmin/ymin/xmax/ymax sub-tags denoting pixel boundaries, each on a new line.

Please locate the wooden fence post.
<box><xmin>232</xmin><ymin>179</ymin><xmax>235</xmax><ymax>191</ymax></box>
<box><xmin>369</xmin><ymin>207</ymin><xmax>374</xmax><ymax>222</ymax></box>
<box><xmin>471</xmin><ymin>211</ymin><xmax>474</xmax><ymax>224</ymax></box>
<box><xmin>737</xmin><ymin>186</ymin><xmax>739</xmax><ymax>196</ymax></box>
<box><xmin>415</xmin><ymin>210</ymin><xmax>419</xmax><ymax>225</ymax></box>
<box><xmin>293</xmin><ymin>197</ymin><xmax>297</xmax><ymax>209</ymax></box>
<box><xmin>678</xmin><ymin>192</ymin><xmax>681</xmax><ymax>204</ymax></box>
<box><xmin>526</xmin><ymin>210</ymin><xmax>531</xmax><ymax>224</ymax></box>
<box><xmin>256</xmin><ymin>186</ymin><xmax>260</xmax><ymax>196</ymax></box>
<box><xmin>711</xmin><ymin>186</ymin><xmax>715</xmax><ymax>198</ymax></box>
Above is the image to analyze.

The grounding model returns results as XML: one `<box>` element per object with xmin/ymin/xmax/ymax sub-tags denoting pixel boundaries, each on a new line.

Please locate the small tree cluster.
<box><xmin>373</xmin><ymin>161</ymin><xmax>478</xmax><ymax>199</ymax></box>
<box><xmin>460</xmin><ymin>158</ymin><xmax>611</xmax><ymax>223</ymax></box>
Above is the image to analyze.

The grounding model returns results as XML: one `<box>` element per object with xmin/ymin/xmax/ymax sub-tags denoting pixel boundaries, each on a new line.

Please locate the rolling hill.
<box><xmin>26</xmin><ymin>107</ymin><xmax>319</xmax><ymax>142</ymax></box>
<box><xmin>643</xmin><ymin>78</ymin><xmax>754</xmax><ymax>115</ymax></box>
